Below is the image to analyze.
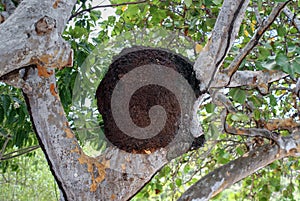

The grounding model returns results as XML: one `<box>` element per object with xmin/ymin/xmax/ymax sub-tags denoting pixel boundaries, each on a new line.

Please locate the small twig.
<box><xmin>0</xmin><ymin>136</ymin><xmax>11</xmax><ymax>159</ymax></box>
<box><xmin>222</xmin><ymin>1</ymin><xmax>292</xmax><ymax>83</ymax></box>
<box><xmin>0</xmin><ymin>145</ymin><xmax>40</xmax><ymax>161</ymax></box>
<box><xmin>212</xmin><ymin>91</ymin><xmax>237</xmax><ymax>113</ymax></box>
<box><xmin>252</xmin><ymin>1</ymin><xmax>262</xmax><ymax>25</ymax></box>
<box><xmin>70</xmin><ymin>0</ymin><xmax>148</xmax><ymax>20</ymax></box>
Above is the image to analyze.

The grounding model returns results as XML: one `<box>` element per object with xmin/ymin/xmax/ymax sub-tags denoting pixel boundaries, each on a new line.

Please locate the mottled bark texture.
<box><xmin>0</xmin><ymin>0</ymin><xmax>74</xmax><ymax>78</ymax></box>
<box><xmin>193</xmin><ymin>0</ymin><xmax>250</xmax><ymax>92</ymax></box>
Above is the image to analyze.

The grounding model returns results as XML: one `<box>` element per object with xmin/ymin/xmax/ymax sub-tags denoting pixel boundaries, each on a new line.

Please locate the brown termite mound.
<box><xmin>96</xmin><ymin>46</ymin><xmax>202</xmax><ymax>154</ymax></box>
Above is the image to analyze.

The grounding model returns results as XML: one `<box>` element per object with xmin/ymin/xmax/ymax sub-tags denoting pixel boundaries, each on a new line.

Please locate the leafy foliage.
<box><xmin>0</xmin><ymin>84</ymin><xmax>37</xmax><ymax>171</ymax></box>
<box><xmin>0</xmin><ymin>149</ymin><xmax>59</xmax><ymax>201</ymax></box>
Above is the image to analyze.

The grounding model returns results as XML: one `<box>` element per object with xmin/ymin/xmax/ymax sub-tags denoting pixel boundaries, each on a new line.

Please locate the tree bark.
<box><xmin>193</xmin><ymin>0</ymin><xmax>250</xmax><ymax>92</ymax></box>
<box><xmin>0</xmin><ymin>0</ymin><xmax>74</xmax><ymax>78</ymax></box>
<box><xmin>178</xmin><ymin>131</ymin><xmax>300</xmax><ymax>201</ymax></box>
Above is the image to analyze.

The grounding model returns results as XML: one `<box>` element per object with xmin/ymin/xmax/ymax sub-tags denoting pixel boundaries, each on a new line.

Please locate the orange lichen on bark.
<box><xmin>39</xmin><ymin>54</ymin><xmax>53</xmax><ymax>64</ymax></box>
<box><xmin>64</xmin><ymin>121</ymin><xmax>70</xmax><ymax>127</ymax></box>
<box><xmin>50</xmin><ymin>83</ymin><xmax>60</xmax><ymax>99</ymax></box>
<box><xmin>111</xmin><ymin>194</ymin><xmax>116</xmax><ymax>200</ymax></box>
<box><xmin>257</xmin><ymin>83</ymin><xmax>268</xmax><ymax>93</ymax></box>
<box><xmin>265</xmin><ymin>118</ymin><xmax>299</xmax><ymax>131</ymax></box>
<box><xmin>53</xmin><ymin>0</ymin><xmax>60</xmax><ymax>8</ymax></box>
<box><xmin>226</xmin><ymin>125</ymin><xmax>244</xmax><ymax>135</ymax></box>
<box><xmin>144</xmin><ymin>149</ymin><xmax>152</xmax><ymax>154</ymax></box>
<box><xmin>32</xmin><ymin>50</ymin><xmax>73</xmax><ymax>70</ymax></box>
<box><xmin>66</xmin><ymin>49</ymin><xmax>73</xmax><ymax>67</ymax></box>
<box><xmin>64</xmin><ymin>127</ymin><xmax>74</xmax><ymax>139</ymax></box>
<box><xmin>71</xmin><ymin>147</ymin><xmax>110</xmax><ymax>192</ymax></box>
<box><xmin>37</xmin><ymin>65</ymin><xmax>53</xmax><ymax>78</ymax></box>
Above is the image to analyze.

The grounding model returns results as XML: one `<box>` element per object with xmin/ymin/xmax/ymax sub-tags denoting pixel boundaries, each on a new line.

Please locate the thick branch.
<box><xmin>194</xmin><ymin>0</ymin><xmax>250</xmax><ymax>91</ymax></box>
<box><xmin>22</xmin><ymin>67</ymin><xmax>169</xmax><ymax>200</ymax></box>
<box><xmin>178</xmin><ymin>131</ymin><xmax>300</xmax><ymax>200</ymax></box>
<box><xmin>225</xmin><ymin>125</ymin><xmax>279</xmax><ymax>142</ymax></box>
<box><xmin>0</xmin><ymin>0</ymin><xmax>74</xmax><ymax>79</ymax></box>
<box><xmin>22</xmin><ymin>68</ymin><xmax>92</xmax><ymax>200</ymax></box>
<box><xmin>211</xmin><ymin>70</ymin><xmax>288</xmax><ymax>94</ymax></box>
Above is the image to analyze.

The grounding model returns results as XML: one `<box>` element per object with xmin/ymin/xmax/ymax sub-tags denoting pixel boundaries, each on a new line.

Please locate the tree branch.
<box><xmin>283</xmin><ymin>7</ymin><xmax>300</xmax><ymax>32</ymax></box>
<box><xmin>178</xmin><ymin>130</ymin><xmax>300</xmax><ymax>200</ymax></box>
<box><xmin>193</xmin><ymin>0</ymin><xmax>250</xmax><ymax>92</ymax></box>
<box><xmin>0</xmin><ymin>135</ymin><xmax>11</xmax><ymax>159</ymax></box>
<box><xmin>223</xmin><ymin>1</ymin><xmax>292</xmax><ymax>81</ymax></box>
<box><xmin>0</xmin><ymin>145</ymin><xmax>40</xmax><ymax>161</ymax></box>
<box><xmin>211</xmin><ymin>70</ymin><xmax>288</xmax><ymax>94</ymax></box>
<box><xmin>70</xmin><ymin>0</ymin><xmax>148</xmax><ymax>20</ymax></box>
<box><xmin>225</xmin><ymin>125</ymin><xmax>280</xmax><ymax>142</ymax></box>
<box><xmin>252</xmin><ymin>1</ymin><xmax>262</xmax><ymax>25</ymax></box>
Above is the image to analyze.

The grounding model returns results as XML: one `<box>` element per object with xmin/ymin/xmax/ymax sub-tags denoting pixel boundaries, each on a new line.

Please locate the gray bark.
<box><xmin>0</xmin><ymin>0</ymin><xmax>74</xmax><ymax>78</ymax></box>
<box><xmin>178</xmin><ymin>131</ymin><xmax>300</xmax><ymax>201</ymax></box>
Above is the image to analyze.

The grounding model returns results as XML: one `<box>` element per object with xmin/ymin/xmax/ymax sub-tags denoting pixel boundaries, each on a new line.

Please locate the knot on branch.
<box><xmin>96</xmin><ymin>47</ymin><xmax>201</xmax><ymax>154</ymax></box>
<box><xmin>35</xmin><ymin>16</ymin><xmax>56</xmax><ymax>35</ymax></box>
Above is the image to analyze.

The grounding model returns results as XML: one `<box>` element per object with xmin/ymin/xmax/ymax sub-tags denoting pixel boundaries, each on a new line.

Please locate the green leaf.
<box><xmin>236</xmin><ymin>146</ymin><xmax>245</xmax><ymax>156</ymax></box>
<box><xmin>277</xmin><ymin>26</ymin><xmax>286</xmax><ymax>37</ymax></box>
<box><xmin>268</xmin><ymin>94</ymin><xmax>277</xmax><ymax>107</ymax></box>
<box><xmin>292</xmin><ymin>59</ymin><xmax>300</xmax><ymax>74</ymax></box>
<box><xmin>258</xmin><ymin>47</ymin><xmax>270</xmax><ymax>60</ymax></box>
<box><xmin>206</xmin><ymin>18</ymin><xmax>216</xmax><ymax>28</ymax></box>
<box><xmin>107</xmin><ymin>16</ymin><xmax>116</xmax><ymax>25</ymax></box>
<box><xmin>249</xmin><ymin>96</ymin><xmax>263</xmax><ymax>107</ymax></box>
<box><xmin>254</xmin><ymin>109</ymin><xmax>261</xmax><ymax>121</ymax></box>
<box><xmin>275</xmin><ymin>53</ymin><xmax>289</xmax><ymax>67</ymax></box>
<box><xmin>175</xmin><ymin>178</ymin><xmax>182</xmax><ymax>187</ymax></box>
<box><xmin>231</xmin><ymin>113</ymin><xmax>249</xmax><ymax>122</ymax></box>
<box><xmin>229</xmin><ymin>88</ymin><xmax>246</xmax><ymax>104</ymax></box>
<box><xmin>213</xmin><ymin>0</ymin><xmax>222</xmax><ymax>5</ymax></box>
<box><xmin>1</xmin><ymin>95</ymin><xmax>11</xmax><ymax>114</ymax></box>
<box><xmin>207</xmin><ymin>123</ymin><xmax>219</xmax><ymax>139</ymax></box>
<box><xmin>217</xmin><ymin>151</ymin><xmax>230</xmax><ymax>164</ymax></box>
<box><xmin>184</xmin><ymin>0</ymin><xmax>192</xmax><ymax>7</ymax></box>
<box><xmin>183</xmin><ymin>164</ymin><xmax>191</xmax><ymax>173</ymax></box>
<box><xmin>17</xmin><ymin>108</ymin><xmax>26</xmax><ymax>124</ymax></box>
<box><xmin>72</xmin><ymin>26</ymin><xmax>88</xmax><ymax>38</ymax></box>
<box><xmin>282</xmin><ymin>63</ymin><xmax>294</xmax><ymax>78</ymax></box>
<box><xmin>205</xmin><ymin>103</ymin><xmax>216</xmax><ymax>113</ymax></box>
